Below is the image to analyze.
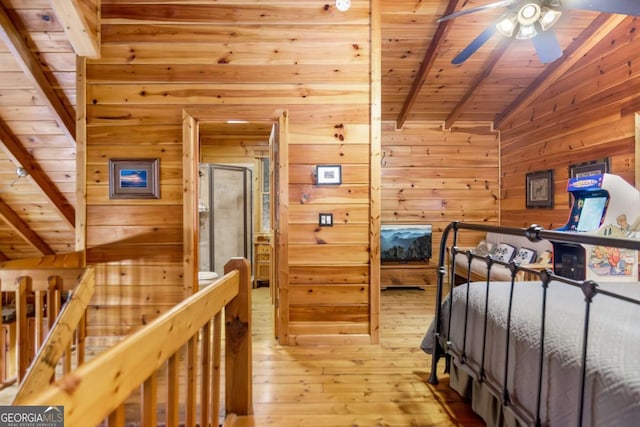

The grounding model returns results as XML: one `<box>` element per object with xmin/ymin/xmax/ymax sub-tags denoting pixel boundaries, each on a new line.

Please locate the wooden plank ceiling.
<box><xmin>0</xmin><ymin>0</ymin><xmax>634</xmax><ymax>260</ymax></box>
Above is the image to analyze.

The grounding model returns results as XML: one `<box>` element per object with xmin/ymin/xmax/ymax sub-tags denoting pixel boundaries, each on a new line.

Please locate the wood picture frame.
<box><xmin>109</xmin><ymin>158</ymin><xmax>160</xmax><ymax>199</ymax></box>
<box><xmin>569</xmin><ymin>158</ymin><xmax>609</xmax><ymax>179</ymax></box>
<box><xmin>316</xmin><ymin>165</ymin><xmax>341</xmax><ymax>185</ymax></box>
<box><xmin>526</xmin><ymin>169</ymin><xmax>554</xmax><ymax>208</ymax></box>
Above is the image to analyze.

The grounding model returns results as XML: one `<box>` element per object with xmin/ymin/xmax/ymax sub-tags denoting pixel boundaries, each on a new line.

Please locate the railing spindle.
<box><xmin>141</xmin><ymin>372</ymin><xmax>158</xmax><ymax>426</ymax></box>
<box><xmin>186</xmin><ymin>335</ymin><xmax>197</xmax><ymax>427</ymax></box>
<box><xmin>106</xmin><ymin>405</ymin><xmax>125</xmax><ymax>427</ymax></box>
<box><xmin>200</xmin><ymin>320</ymin><xmax>212</xmax><ymax>427</ymax></box>
<box><xmin>166</xmin><ymin>353</ymin><xmax>180</xmax><ymax>427</ymax></box>
<box><xmin>212</xmin><ymin>311</ymin><xmax>222</xmax><ymax>424</ymax></box>
<box><xmin>15</xmin><ymin>276</ymin><xmax>29</xmax><ymax>381</ymax></box>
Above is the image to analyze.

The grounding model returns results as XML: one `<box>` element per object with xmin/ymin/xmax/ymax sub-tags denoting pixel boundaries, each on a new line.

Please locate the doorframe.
<box><xmin>182</xmin><ymin>108</ymin><xmax>289</xmax><ymax>340</ymax></box>
<box><xmin>635</xmin><ymin>112</ymin><xmax>639</xmax><ymax>189</ymax></box>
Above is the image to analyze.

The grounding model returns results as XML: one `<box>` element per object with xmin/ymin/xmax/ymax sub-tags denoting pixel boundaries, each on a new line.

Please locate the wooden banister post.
<box><xmin>0</xmin><ymin>282</ymin><xmax>4</xmax><ymax>382</ymax></box>
<box><xmin>15</xmin><ymin>276</ymin><xmax>29</xmax><ymax>381</ymax></box>
<box><xmin>224</xmin><ymin>257</ymin><xmax>252</xmax><ymax>416</ymax></box>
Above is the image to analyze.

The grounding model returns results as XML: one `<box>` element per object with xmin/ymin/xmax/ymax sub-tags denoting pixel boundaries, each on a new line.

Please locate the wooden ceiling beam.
<box><xmin>49</xmin><ymin>0</ymin><xmax>101</xmax><ymax>59</ymax></box>
<box><xmin>396</xmin><ymin>0</ymin><xmax>463</xmax><ymax>129</ymax></box>
<box><xmin>494</xmin><ymin>13</ymin><xmax>628</xmax><ymax>129</ymax></box>
<box><xmin>444</xmin><ymin>37</ymin><xmax>512</xmax><ymax>129</ymax></box>
<box><xmin>0</xmin><ymin>118</ymin><xmax>76</xmax><ymax>229</ymax></box>
<box><xmin>0</xmin><ymin>198</ymin><xmax>55</xmax><ymax>256</ymax></box>
<box><xmin>0</xmin><ymin>3</ymin><xmax>76</xmax><ymax>144</ymax></box>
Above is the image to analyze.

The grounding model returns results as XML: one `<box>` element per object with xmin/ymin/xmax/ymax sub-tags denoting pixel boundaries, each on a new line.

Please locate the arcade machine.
<box><xmin>553</xmin><ymin>173</ymin><xmax>640</xmax><ymax>281</ymax></box>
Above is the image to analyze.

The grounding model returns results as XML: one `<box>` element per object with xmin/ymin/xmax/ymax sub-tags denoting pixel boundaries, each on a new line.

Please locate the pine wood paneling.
<box><xmin>289</xmin><ymin>184</ymin><xmax>369</xmax><ymax>205</ymax></box>
<box><xmin>288</xmin><ymin>204</ymin><xmax>370</xmax><ymax>225</ymax></box>
<box><xmin>92</xmin><ymin>285</ymin><xmax>184</xmax><ymax>305</ymax></box>
<box><xmin>381</xmin><ymin>121</ymin><xmax>500</xmax><ymax>287</ymax></box>
<box><xmin>499</xmin><ymin>19</ymin><xmax>640</xmax><ymax>229</ymax></box>
<box><xmin>288</xmin><ymin>144</ymin><xmax>370</xmax><ymax>164</ymax></box>
<box><xmin>85</xmin><ymin>1</ymin><xmax>373</xmax><ymax>342</ymax></box>
<box><xmin>289</xmin><ymin>164</ymin><xmax>369</xmax><ymax>185</ymax></box>
<box><xmin>288</xmin><ymin>245</ymin><xmax>370</xmax><ymax>265</ymax></box>
<box><xmin>87</xmin><ymin>104</ymin><xmax>371</xmax><ymax>126</ymax></box>
<box><xmin>288</xmin><ymin>224</ymin><xmax>369</xmax><ymax>245</ymax></box>
<box><xmin>289</xmin><ymin>265</ymin><xmax>369</xmax><ymax>285</ymax></box>
<box><xmin>289</xmin><ymin>305</ymin><xmax>369</xmax><ymax>323</ymax></box>
<box><xmin>289</xmin><ymin>285</ymin><xmax>368</xmax><ymax>305</ymax></box>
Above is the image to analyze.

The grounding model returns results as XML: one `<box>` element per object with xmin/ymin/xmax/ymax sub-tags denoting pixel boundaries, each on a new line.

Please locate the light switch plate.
<box><xmin>319</xmin><ymin>213</ymin><xmax>333</xmax><ymax>227</ymax></box>
<box><xmin>335</xmin><ymin>0</ymin><xmax>350</xmax><ymax>12</ymax></box>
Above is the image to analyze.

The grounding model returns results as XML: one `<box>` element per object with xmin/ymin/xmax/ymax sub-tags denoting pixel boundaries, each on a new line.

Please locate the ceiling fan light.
<box><xmin>516</xmin><ymin>24</ymin><xmax>537</xmax><ymax>40</ymax></box>
<box><xmin>496</xmin><ymin>14</ymin><xmax>517</xmax><ymax>37</ymax></box>
<box><xmin>539</xmin><ymin>7</ymin><xmax>562</xmax><ymax>31</ymax></box>
<box><xmin>517</xmin><ymin>3</ymin><xmax>541</xmax><ymax>26</ymax></box>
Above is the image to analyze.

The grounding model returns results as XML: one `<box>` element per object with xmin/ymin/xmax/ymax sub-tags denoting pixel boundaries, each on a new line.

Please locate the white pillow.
<box><xmin>514</xmin><ymin>247</ymin><xmax>537</xmax><ymax>264</ymax></box>
<box><xmin>494</xmin><ymin>243</ymin><xmax>516</xmax><ymax>263</ymax></box>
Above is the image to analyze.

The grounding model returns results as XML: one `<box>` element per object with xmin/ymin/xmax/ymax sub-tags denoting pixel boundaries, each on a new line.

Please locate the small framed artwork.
<box><xmin>569</xmin><ymin>158</ymin><xmax>609</xmax><ymax>179</ymax></box>
<box><xmin>109</xmin><ymin>158</ymin><xmax>160</xmax><ymax>199</ymax></box>
<box><xmin>526</xmin><ymin>169</ymin><xmax>554</xmax><ymax>208</ymax></box>
<box><xmin>316</xmin><ymin>165</ymin><xmax>342</xmax><ymax>185</ymax></box>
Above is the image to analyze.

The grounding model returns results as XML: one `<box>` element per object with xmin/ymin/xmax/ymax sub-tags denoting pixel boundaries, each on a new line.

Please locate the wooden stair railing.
<box><xmin>0</xmin><ymin>251</ymin><xmax>87</xmax><ymax>388</ymax></box>
<box><xmin>13</xmin><ymin>266</ymin><xmax>95</xmax><ymax>403</ymax></box>
<box><xmin>22</xmin><ymin>257</ymin><xmax>252</xmax><ymax>427</ymax></box>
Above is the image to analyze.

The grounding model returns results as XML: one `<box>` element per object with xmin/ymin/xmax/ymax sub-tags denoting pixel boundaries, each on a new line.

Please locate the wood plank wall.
<box><xmin>381</xmin><ymin>121</ymin><xmax>500</xmax><ymax>283</ymax></box>
<box><xmin>500</xmin><ymin>17</ymin><xmax>640</xmax><ymax>230</ymax></box>
<box><xmin>84</xmin><ymin>1</ymin><xmax>373</xmax><ymax>341</ymax></box>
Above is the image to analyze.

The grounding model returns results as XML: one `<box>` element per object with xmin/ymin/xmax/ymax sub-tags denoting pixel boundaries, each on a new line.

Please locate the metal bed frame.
<box><xmin>428</xmin><ymin>221</ymin><xmax>640</xmax><ymax>427</ymax></box>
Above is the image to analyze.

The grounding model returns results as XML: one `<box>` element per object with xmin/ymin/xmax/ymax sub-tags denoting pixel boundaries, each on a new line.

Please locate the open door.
<box><xmin>272</xmin><ymin>112</ymin><xmax>288</xmax><ymax>342</ymax></box>
<box><xmin>635</xmin><ymin>112</ymin><xmax>640</xmax><ymax>189</ymax></box>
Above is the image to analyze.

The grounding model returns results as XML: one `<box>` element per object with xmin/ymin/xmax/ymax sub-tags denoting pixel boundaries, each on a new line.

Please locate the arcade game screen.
<box><xmin>576</xmin><ymin>196</ymin><xmax>608</xmax><ymax>232</ymax></box>
<box><xmin>564</xmin><ymin>190</ymin><xmax>609</xmax><ymax>233</ymax></box>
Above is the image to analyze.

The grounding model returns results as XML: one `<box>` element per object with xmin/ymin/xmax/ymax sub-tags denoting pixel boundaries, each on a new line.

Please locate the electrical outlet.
<box><xmin>319</xmin><ymin>213</ymin><xmax>333</xmax><ymax>227</ymax></box>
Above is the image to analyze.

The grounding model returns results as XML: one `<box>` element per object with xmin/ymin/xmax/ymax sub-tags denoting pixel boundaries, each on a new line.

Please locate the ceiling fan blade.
<box><xmin>563</xmin><ymin>0</ymin><xmax>640</xmax><ymax>16</ymax></box>
<box><xmin>533</xmin><ymin>28</ymin><xmax>563</xmax><ymax>64</ymax></box>
<box><xmin>452</xmin><ymin>25</ymin><xmax>498</xmax><ymax>65</ymax></box>
<box><xmin>437</xmin><ymin>0</ymin><xmax>517</xmax><ymax>23</ymax></box>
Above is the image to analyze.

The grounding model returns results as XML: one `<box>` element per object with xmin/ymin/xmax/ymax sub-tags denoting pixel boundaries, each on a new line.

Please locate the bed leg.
<box><xmin>427</xmin><ymin>344</ymin><xmax>441</xmax><ymax>385</ymax></box>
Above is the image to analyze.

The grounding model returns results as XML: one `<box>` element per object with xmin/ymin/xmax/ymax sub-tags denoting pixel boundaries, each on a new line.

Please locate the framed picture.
<box><xmin>316</xmin><ymin>165</ymin><xmax>341</xmax><ymax>185</ymax></box>
<box><xmin>569</xmin><ymin>158</ymin><xmax>609</xmax><ymax>178</ymax></box>
<box><xmin>526</xmin><ymin>169</ymin><xmax>554</xmax><ymax>208</ymax></box>
<box><xmin>109</xmin><ymin>158</ymin><xmax>160</xmax><ymax>199</ymax></box>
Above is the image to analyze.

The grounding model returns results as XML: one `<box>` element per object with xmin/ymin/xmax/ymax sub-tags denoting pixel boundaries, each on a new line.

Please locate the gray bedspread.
<box><xmin>423</xmin><ymin>280</ymin><xmax>640</xmax><ymax>427</ymax></box>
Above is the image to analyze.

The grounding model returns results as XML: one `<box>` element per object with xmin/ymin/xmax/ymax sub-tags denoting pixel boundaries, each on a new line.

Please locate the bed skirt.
<box><xmin>450</xmin><ymin>358</ymin><xmax>527</xmax><ymax>427</ymax></box>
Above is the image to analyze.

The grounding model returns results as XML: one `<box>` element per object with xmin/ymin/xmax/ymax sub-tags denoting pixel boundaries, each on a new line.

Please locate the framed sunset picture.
<box><xmin>109</xmin><ymin>158</ymin><xmax>160</xmax><ymax>199</ymax></box>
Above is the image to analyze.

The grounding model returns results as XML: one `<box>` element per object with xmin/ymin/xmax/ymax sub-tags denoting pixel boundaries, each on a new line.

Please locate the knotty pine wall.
<box><xmin>500</xmin><ymin>16</ymin><xmax>639</xmax><ymax>229</ymax></box>
<box><xmin>381</xmin><ymin>121</ymin><xmax>500</xmax><ymax>283</ymax></box>
<box><xmin>84</xmin><ymin>1</ymin><xmax>375</xmax><ymax>342</ymax></box>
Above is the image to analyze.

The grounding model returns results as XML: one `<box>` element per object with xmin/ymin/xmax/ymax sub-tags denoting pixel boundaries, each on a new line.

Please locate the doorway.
<box><xmin>183</xmin><ymin>108</ymin><xmax>288</xmax><ymax>341</ymax></box>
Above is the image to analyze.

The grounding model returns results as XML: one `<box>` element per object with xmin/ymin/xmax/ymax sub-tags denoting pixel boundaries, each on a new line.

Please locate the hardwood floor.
<box><xmin>238</xmin><ymin>286</ymin><xmax>485</xmax><ymax>427</ymax></box>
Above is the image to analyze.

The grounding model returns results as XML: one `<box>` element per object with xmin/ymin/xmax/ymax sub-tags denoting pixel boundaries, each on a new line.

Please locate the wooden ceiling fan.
<box><xmin>439</xmin><ymin>0</ymin><xmax>640</xmax><ymax>65</ymax></box>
